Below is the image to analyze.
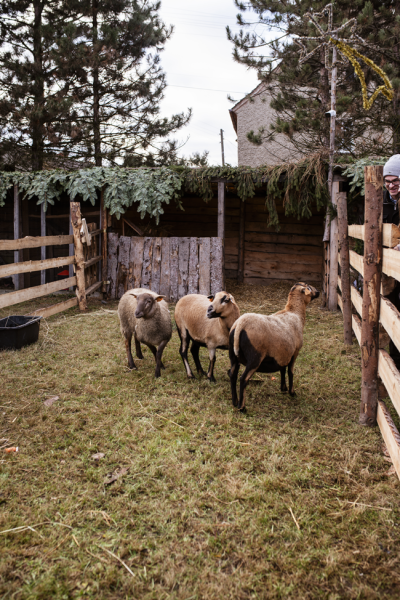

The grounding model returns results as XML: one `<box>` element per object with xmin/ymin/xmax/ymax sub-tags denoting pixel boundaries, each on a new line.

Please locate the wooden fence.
<box><xmin>106</xmin><ymin>234</ymin><xmax>224</xmax><ymax>301</ymax></box>
<box><xmin>0</xmin><ymin>203</ymin><xmax>103</xmax><ymax>318</ymax></box>
<box><xmin>337</xmin><ymin>165</ymin><xmax>400</xmax><ymax>480</ymax></box>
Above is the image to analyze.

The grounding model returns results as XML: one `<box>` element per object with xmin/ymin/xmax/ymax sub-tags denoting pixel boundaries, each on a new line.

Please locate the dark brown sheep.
<box><xmin>228</xmin><ymin>282</ymin><xmax>319</xmax><ymax>411</ymax></box>
<box><xmin>118</xmin><ymin>288</ymin><xmax>172</xmax><ymax>378</ymax></box>
<box><xmin>174</xmin><ymin>291</ymin><xmax>240</xmax><ymax>382</ymax></box>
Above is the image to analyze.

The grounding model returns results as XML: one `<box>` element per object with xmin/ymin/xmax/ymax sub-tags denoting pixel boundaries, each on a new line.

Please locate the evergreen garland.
<box><xmin>0</xmin><ymin>153</ymin><xmax>329</xmax><ymax>227</ymax></box>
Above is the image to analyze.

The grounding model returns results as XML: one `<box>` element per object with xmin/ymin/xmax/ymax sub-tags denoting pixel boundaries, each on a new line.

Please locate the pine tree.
<box><xmin>65</xmin><ymin>0</ymin><xmax>191</xmax><ymax>166</ymax></box>
<box><xmin>227</xmin><ymin>0</ymin><xmax>397</xmax><ymax>158</ymax></box>
<box><xmin>0</xmin><ymin>0</ymin><xmax>86</xmax><ymax>170</ymax></box>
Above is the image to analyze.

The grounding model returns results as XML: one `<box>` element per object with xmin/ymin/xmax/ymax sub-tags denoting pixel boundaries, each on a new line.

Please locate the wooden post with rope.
<box><xmin>70</xmin><ymin>202</ymin><xmax>88</xmax><ymax>311</ymax></box>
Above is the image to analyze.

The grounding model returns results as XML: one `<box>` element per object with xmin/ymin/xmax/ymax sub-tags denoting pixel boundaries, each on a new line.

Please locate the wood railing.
<box><xmin>337</xmin><ymin>168</ymin><xmax>400</xmax><ymax>480</ymax></box>
<box><xmin>0</xmin><ymin>203</ymin><xmax>103</xmax><ymax>319</ymax></box>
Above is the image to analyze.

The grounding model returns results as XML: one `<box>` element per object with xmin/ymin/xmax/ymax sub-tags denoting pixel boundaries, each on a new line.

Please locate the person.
<box><xmin>383</xmin><ymin>155</ymin><xmax>400</xmax><ymax>368</ymax></box>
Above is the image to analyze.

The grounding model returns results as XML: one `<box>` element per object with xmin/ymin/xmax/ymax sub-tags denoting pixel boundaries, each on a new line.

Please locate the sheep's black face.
<box><xmin>293</xmin><ymin>282</ymin><xmax>319</xmax><ymax>302</ymax></box>
<box><xmin>207</xmin><ymin>293</ymin><xmax>232</xmax><ymax>319</ymax></box>
<box><xmin>207</xmin><ymin>304</ymin><xmax>218</xmax><ymax>319</ymax></box>
<box><xmin>135</xmin><ymin>294</ymin><xmax>156</xmax><ymax>319</ymax></box>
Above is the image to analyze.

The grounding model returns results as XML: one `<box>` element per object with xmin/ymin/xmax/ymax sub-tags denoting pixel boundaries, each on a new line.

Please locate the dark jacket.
<box><xmin>383</xmin><ymin>189</ymin><xmax>399</xmax><ymax>225</ymax></box>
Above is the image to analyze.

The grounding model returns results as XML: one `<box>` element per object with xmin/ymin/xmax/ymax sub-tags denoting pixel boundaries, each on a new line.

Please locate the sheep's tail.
<box><xmin>233</xmin><ymin>321</ymin><xmax>243</xmax><ymax>357</ymax></box>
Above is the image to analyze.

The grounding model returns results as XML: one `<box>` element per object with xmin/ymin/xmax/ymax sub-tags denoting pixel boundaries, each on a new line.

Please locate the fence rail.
<box><xmin>0</xmin><ymin>202</ymin><xmax>103</xmax><ymax>319</ymax></box>
<box><xmin>337</xmin><ymin>168</ymin><xmax>400</xmax><ymax>480</ymax></box>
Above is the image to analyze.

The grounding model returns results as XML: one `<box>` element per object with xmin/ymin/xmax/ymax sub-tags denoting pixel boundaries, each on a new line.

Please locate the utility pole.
<box><xmin>220</xmin><ymin>129</ymin><xmax>225</xmax><ymax>166</ymax></box>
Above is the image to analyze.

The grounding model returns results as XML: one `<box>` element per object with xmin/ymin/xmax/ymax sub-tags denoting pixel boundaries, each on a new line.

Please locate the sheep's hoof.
<box><xmin>187</xmin><ymin>374</ymin><xmax>196</xmax><ymax>380</ymax></box>
<box><xmin>155</xmin><ymin>371</ymin><xmax>161</xmax><ymax>379</ymax></box>
<box><xmin>197</xmin><ymin>369</ymin><xmax>206</xmax><ymax>377</ymax></box>
<box><xmin>238</xmin><ymin>406</ymin><xmax>247</xmax><ymax>414</ymax></box>
<box><xmin>281</xmin><ymin>389</ymin><xmax>288</xmax><ymax>394</ymax></box>
<box><xmin>289</xmin><ymin>390</ymin><xmax>296</xmax><ymax>397</ymax></box>
<box><xmin>136</xmin><ymin>352</ymin><xmax>144</xmax><ymax>360</ymax></box>
<box><xmin>128</xmin><ymin>364</ymin><xmax>137</xmax><ymax>371</ymax></box>
<box><xmin>160</xmin><ymin>363</ymin><xmax>166</xmax><ymax>370</ymax></box>
<box><xmin>208</xmin><ymin>376</ymin><xmax>216</xmax><ymax>384</ymax></box>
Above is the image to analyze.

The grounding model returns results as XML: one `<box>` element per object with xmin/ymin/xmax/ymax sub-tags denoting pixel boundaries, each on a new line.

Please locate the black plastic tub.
<box><xmin>0</xmin><ymin>316</ymin><xmax>42</xmax><ymax>350</ymax></box>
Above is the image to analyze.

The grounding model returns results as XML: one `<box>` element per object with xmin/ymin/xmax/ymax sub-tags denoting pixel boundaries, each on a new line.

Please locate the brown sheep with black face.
<box><xmin>228</xmin><ymin>282</ymin><xmax>319</xmax><ymax>411</ymax></box>
<box><xmin>118</xmin><ymin>288</ymin><xmax>172</xmax><ymax>378</ymax></box>
<box><xmin>174</xmin><ymin>291</ymin><xmax>240</xmax><ymax>382</ymax></box>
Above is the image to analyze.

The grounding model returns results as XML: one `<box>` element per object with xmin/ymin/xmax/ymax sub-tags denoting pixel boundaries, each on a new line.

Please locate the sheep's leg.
<box><xmin>125</xmin><ymin>336</ymin><xmax>137</xmax><ymax>370</ymax></box>
<box><xmin>147</xmin><ymin>344</ymin><xmax>165</xmax><ymax>370</ymax></box>
<box><xmin>134</xmin><ymin>334</ymin><xmax>144</xmax><ymax>360</ymax></box>
<box><xmin>280</xmin><ymin>366</ymin><xmax>288</xmax><ymax>392</ymax></box>
<box><xmin>154</xmin><ymin>340</ymin><xmax>169</xmax><ymax>378</ymax></box>
<box><xmin>238</xmin><ymin>365</ymin><xmax>259</xmax><ymax>412</ymax></box>
<box><xmin>178</xmin><ymin>329</ymin><xmax>195</xmax><ymax>379</ymax></box>
<box><xmin>207</xmin><ymin>348</ymin><xmax>217</xmax><ymax>383</ymax></box>
<box><xmin>190</xmin><ymin>342</ymin><xmax>206</xmax><ymax>376</ymax></box>
<box><xmin>228</xmin><ymin>333</ymin><xmax>240</xmax><ymax>407</ymax></box>
<box><xmin>288</xmin><ymin>356</ymin><xmax>296</xmax><ymax>396</ymax></box>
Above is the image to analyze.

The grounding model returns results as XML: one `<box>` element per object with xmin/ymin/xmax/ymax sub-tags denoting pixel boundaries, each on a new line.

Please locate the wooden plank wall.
<box><xmin>116</xmin><ymin>192</ymin><xmax>324</xmax><ymax>286</ymax></box>
<box><xmin>107</xmin><ymin>235</ymin><xmax>224</xmax><ymax>301</ymax></box>
<box><xmin>228</xmin><ymin>198</ymin><xmax>324</xmax><ymax>285</ymax></box>
<box><xmin>1</xmin><ymin>188</ymin><xmax>324</xmax><ymax>289</ymax></box>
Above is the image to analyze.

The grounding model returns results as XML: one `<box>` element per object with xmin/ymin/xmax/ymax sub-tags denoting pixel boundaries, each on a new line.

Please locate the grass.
<box><xmin>1</xmin><ymin>281</ymin><xmax>400</xmax><ymax>599</ymax></box>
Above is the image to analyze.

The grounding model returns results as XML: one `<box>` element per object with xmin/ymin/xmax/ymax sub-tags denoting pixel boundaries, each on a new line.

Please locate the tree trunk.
<box><xmin>32</xmin><ymin>0</ymin><xmax>44</xmax><ymax>171</ymax></box>
<box><xmin>92</xmin><ymin>0</ymin><xmax>101</xmax><ymax>166</ymax></box>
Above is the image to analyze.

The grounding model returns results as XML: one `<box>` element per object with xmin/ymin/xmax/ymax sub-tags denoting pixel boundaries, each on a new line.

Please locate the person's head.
<box><xmin>383</xmin><ymin>155</ymin><xmax>400</xmax><ymax>199</ymax></box>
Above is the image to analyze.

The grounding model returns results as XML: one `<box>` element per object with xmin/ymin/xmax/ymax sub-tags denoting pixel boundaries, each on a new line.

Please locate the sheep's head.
<box><xmin>290</xmin><ymin>282</ymin><xmax>319</xmax><ymax>305</ymax></box>
<box><xmin>206</xmin><ymin>292</ymin><xmax>235</xmax><ymax>319</ymax></box>
<box><xmin>133</xmin><ymin>293</ymin><xmax>165</xmax><ymax>319</ymax></box>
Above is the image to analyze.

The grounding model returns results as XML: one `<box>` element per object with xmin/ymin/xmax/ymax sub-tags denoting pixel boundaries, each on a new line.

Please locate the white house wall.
<box><xmin>234</xmin><ymin>88</ymin><xmax>302</xmax><ymax>167</ymax></box>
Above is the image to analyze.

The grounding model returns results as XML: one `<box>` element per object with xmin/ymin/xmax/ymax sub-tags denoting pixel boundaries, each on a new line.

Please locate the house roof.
<box><xmin>229</xmin><ymin>81</ymin><xmax>269</xmax><ymax>134</ymax></box>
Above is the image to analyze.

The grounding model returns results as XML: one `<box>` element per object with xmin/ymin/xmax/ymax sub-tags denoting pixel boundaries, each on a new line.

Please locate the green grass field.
<box><xmin>1</xmin><ymin>282</ymin><xmax>399</xmax><ymax>599</ymax></box>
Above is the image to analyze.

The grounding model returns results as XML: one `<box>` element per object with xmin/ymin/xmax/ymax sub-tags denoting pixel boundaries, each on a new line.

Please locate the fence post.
<box><xmin>218</xmin><ymin>179</ymin><xmax>225</xmax><ymax>239</ymax></box>
<box><xmin>100</xmin><ymin>187</ymin><xmax>108</xmax><ymax>297</ymax></box>
<box><xmin>70</xmin><ymin>202</ymin><xmax>88</xmax><ymax>311</ymax></box>
<box><xmin>238</xmin><ymin>200</ymin><xmax>245</xmax><ymax>284</ymax></box>
<box><xmin>337</xmin><ymin>191</ymin><xmax>352</xmax><ymax>345</ymax></box>
<box><xmin>359</xmin><ymin>165</ymin><xmax>383</xmax><ymax>426</ymax></box>
<box><xmin>40</xmin><ymin>205</ymin><xmax>46</xmax><ymax>285</ymax></box>
<box><xmin>328</xmin><ymin>179</ymin><xmax>339</xmax><ymax>310</ymax></box>
<box><xmin>13</xmin><ymin>184</ymin><xmax>23</xmax><ymax>291</ymax></box>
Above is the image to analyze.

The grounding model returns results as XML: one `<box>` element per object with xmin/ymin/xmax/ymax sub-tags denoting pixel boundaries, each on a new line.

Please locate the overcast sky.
<box><xmin>158</xmin><ymin>0</ymin><xmax>260</xmax><ymax>166</ymax></box>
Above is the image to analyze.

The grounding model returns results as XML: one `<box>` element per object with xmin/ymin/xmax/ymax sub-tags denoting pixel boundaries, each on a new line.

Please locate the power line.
<box><xmin>167</xmin><ymin>84</ymin><xmax>248</xmax><ymax>94</ymax></box>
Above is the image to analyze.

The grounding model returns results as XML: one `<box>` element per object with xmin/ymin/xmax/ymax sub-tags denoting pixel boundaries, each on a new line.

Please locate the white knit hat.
<box><xmin>383</xmin><ymin>155</ymin><xmax>400</xmax><ymax>178</ymax></box>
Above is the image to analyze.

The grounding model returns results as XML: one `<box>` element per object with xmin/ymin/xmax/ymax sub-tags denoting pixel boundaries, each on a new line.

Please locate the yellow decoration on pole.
<box><xmin>329</xmin><ymin>37</ymin><xmax>394</xmax><ymax>110</ymax></box>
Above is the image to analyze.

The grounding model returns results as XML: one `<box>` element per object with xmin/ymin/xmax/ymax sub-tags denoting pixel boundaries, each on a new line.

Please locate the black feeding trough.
<box><xmin>0</xmin><ymin>315</ymin><xmax>42</xmax><ymax>350</ymax></box>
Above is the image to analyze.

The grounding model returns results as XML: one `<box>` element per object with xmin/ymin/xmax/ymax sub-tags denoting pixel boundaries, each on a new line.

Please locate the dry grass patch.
<box><xmin>1</xmin><ymin>281</ymin><xmax>400</xmax><ymax>599</ymax></box>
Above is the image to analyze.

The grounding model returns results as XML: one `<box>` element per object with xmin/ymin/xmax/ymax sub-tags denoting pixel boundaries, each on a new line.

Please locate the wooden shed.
<box><xmin>0</xmin><ymin>163</ymin><xmax>327</xmax><ymax>299</ymax></box>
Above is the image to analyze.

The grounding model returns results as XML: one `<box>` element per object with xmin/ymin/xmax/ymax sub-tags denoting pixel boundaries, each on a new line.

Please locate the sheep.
<box><xmin>228</xmin><ymin>282</ymin><xmax>319</xmax><ymax>411</ymax></box>
<box><xmin>118</xmin><ymin>288</ymin><xmax>172</xmax><ymax>378</ymax></box>
<box><xmin>174</xmin><ymin>291</ymin><xmax>240</xmax><ymax>382</ymax></box>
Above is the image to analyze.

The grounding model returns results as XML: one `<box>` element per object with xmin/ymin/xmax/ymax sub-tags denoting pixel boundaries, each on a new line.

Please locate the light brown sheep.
<box><xmin>228</xmin><ymin>282</ymin><xmax>319</xmax><ymax>411</ymax></box>
<box><xmin>118</xmin><ymin>288</ymin><xmax>172</xmax><ymax>378</ymax></box>
<box><xmin>174</xmin><ymin>292</ymin><xmax>240</xmax><ymax>382</ymax></box>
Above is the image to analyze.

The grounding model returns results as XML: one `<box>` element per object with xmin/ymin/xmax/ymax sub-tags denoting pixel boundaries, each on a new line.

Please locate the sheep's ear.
<box><xmin>132</xmin><ymin>294</ymin><xmax>138</xmax><ymax>298</ymax></box>
<box><xmin>155</xmin><ymin>295</ymin><xmax>165</xmax><ymax>302</ymax></box>
<box><xmin>207</xmin><ymin>295</ymin><xmax>214</xmax><ymax>302</ymax></box>
<box><xmin>301</xmin><ymin>288</ymin><xmax>311</xmax><ymax>296</ymax></box>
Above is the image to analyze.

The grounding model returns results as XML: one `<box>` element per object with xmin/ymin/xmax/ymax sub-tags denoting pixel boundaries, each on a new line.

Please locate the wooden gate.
<box><xmin>107</xmin><ymin>234</ymin><xmax>224</xmax><ymax>301</ymax></box>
